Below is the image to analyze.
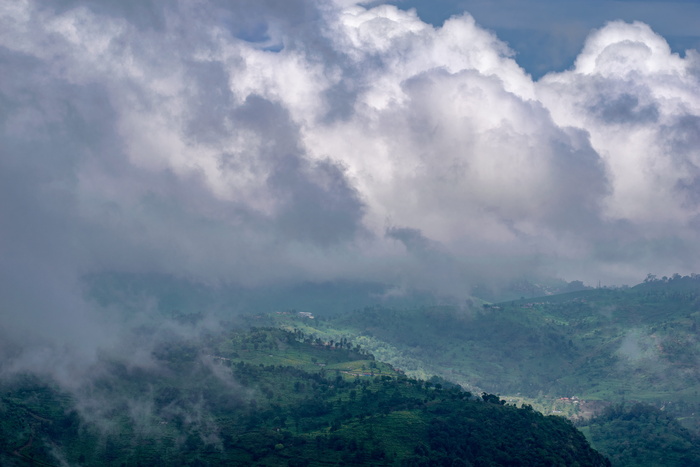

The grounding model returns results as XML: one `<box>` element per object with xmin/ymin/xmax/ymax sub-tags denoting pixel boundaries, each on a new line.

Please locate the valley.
<box><xmin>0</xmin><ymin>328</ymin><xmax>607</xmax><ymax>466</ymax></box>
<box><xmin>3</xmin><ymin>274</ymin><xmax>700</xmax><ymax>465</ymax></box>
<box><xmin>265</xmin><ymin>276</ymin><xmax>700</xmax><ymax>414</ymax></box>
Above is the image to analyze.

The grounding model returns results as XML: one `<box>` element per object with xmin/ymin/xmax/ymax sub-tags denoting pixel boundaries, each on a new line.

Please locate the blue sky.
<box><xmin>388</xmin><ymin>0</ymin><xmax>700</xmax><ymax>77</ymax></box>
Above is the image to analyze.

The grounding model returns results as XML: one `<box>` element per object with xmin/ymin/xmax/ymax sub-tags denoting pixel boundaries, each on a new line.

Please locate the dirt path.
<box><xmin>13</xmin><ymin>431</ymin><xmax>34</xmax><ymax>457</ymax></box>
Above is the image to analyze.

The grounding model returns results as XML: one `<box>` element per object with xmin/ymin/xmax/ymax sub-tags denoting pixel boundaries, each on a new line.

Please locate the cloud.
<box><xmin>391</xmin><ymin>0</ymin><xmax>700</xmax><ymax>78</ymax></box>
<box><xmin>538</xmin><ymin>21</ymin><xmax>700</xmax><ymax>276</ymax></box>
<box><xmin>1</xmin><ymin>1</ymin><xmax>700</xmax><ymax>379</ymax></box>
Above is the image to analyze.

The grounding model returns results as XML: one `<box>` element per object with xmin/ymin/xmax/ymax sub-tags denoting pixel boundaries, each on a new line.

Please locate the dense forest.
<box><xmin>0</xmin><ymin>328</ymin><xmax>609</xmax><ymax>466</ymax></box>
<box><xmin>271</xmin><ymin>276</ymin><xmax>700</xmax><ymax>405</ymax></box>
<box><xmin>8</xmin><ymin>273</ymin><xmax>698</xmax><ymax>465</ymax></box>
<box><xmin>578</xmin><ymin>403</ymin><xmax>700</xmax><ymax>466</ymax></box>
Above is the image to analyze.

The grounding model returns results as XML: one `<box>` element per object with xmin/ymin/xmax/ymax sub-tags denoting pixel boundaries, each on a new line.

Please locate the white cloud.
<box><xmin>539</xmin><ymin>21</ymin><xmax>700</xmax><ymax>228</ymax></box>
<box><xmin>1</xmin><ymin>1</ymin><xmax>700</xmax><ymax>373</ymax></box>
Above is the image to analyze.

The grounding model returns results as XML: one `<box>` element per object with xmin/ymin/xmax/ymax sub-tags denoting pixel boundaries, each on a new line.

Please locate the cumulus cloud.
<box><xmin>1</xmin><ymin>1</ymin><xmax>699</xmax><ymax>374</ymax></box>
<box><xmin>538</xmin><ymin>21</ymin><xmax>700</xmax><ymax>276</ymax></box>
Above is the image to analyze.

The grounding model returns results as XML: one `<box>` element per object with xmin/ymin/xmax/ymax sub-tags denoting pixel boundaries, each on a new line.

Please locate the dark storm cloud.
<box><xmin>220</xmin><ymin>93</ymin><xmax>366</xmax><ymax>244</ymax></box>
<box><xmin>268</xmin><ymin>154</ymin><xmax>366</xmax><ymax>244</ymax></box>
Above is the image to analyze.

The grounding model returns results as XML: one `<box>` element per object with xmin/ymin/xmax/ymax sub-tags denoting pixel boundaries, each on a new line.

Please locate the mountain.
<box><xmin>43</xmin><ymin>271</ymin><xmax>700</xmax><ymax>464</ymax></box>
<box><xmin>268</xmin><ymin>276</ymin><xmax>700</xmax><ymax>428</ymax></box>
<box><xmin>578</xmin><ymin>403</ymin><xmax>700</xmax><ymax>467</ymax></box>
<box><xmin>0</xmin><ymin>328</ymin><xmax>608</xmax><ymax>466</ymax></box>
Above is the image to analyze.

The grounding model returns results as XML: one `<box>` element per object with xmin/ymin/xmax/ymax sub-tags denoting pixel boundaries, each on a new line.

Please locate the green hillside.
<box><xmin>0</xmin><ymin>328</ymin><xmax>608</xmax><ymax>466</ymax></box>
<box><xmin>57</xmin><ymin>272</ymin><xmax>700</xmax><ymax>464</ymax></box>
<box><xmin>269</xmin><ymin>276</ymin><xmax>700</xmax><ymax>420</ymax></box>
<box><xmin>254</xmin><ymin>277</ymin><xmax>700</xmax><ymax>465</ymax></box>
<box><xmin>578</xmin><ymin>403</ymin><xmax>700</xmax><ymax>467</ymax></box>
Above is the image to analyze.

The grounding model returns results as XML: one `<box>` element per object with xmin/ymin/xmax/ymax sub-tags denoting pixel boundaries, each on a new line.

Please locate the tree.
<box><xmin>481</xmin><ymin>393</ymin><xmax>505</xmax><ymax>405</ymax></box>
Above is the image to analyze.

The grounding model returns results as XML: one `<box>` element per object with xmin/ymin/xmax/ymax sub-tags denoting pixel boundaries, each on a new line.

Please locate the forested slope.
<box><xmin>0</xmin><ymin>328</ymin><xmax>608</xmax><ymax>466</ymax></box>
<box><xmin>281</xmin><ymin>276</ymin><xmax>700</xmax><ymax>406</ymax></box>
<box><xmin>578</xmin><ymin>403</ymin><xmax>700</xmax><ymax>467</ymax></box>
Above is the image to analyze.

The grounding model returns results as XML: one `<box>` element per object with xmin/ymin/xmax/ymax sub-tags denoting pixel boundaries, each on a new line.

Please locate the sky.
<box><xmin>391</xmin><ymin>0</ymin><xmax>700</xmax><ymax>78</ymax></box>
<box><xmin>1</xmin><ymin>0</ymin><xmax>700</xmax><ymax>374</ymax></box>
